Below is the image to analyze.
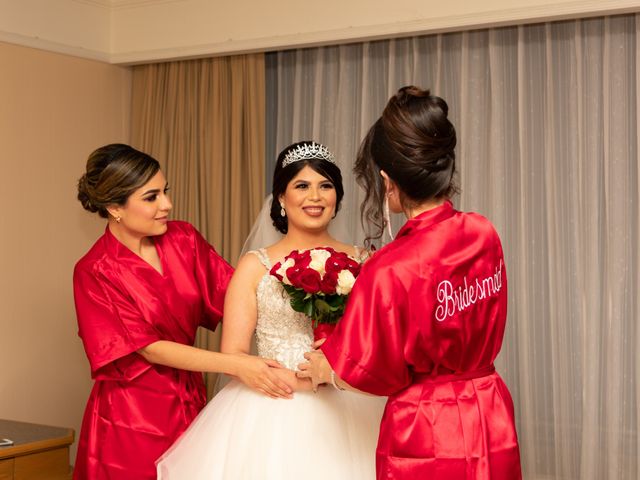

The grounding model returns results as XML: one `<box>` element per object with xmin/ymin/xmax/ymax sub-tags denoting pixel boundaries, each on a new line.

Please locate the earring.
<box><xmin>280</xmin><ymin>204</ymin><xmax>286</xmax><ymax>217</ymax></box>
<box><xmin>384</xmin><ymin>195</ymin><xmax>394</xmax><ymax>241</ymax></box>
<box><xmin>116</xmin><ymin>216</ymin><xmax>121</xmax><ymax>223</ymax></box>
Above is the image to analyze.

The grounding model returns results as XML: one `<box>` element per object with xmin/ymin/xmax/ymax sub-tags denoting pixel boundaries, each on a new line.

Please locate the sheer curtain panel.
<box><xmin>268</xmin><ymin>14</ymin><xmax>638</xmax><ymax>480</ymax></box>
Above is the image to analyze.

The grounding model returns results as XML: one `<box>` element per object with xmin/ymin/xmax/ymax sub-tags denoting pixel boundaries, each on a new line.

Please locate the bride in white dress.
<box><xmin>156</xmin><ymin>141</ymin><xmax>386</xmax><ymax>479</ymax></box>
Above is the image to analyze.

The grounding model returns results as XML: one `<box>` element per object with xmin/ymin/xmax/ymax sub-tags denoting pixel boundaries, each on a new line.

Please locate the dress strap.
<box><xmin>248</xmin><ymin>248</ymin><xmax>272</xmax><ymax>270</ymax></box>
<box><xmin>353</xmin><ymin>245</ymin><xmax>371</xmax><ymax>263</ymax></box>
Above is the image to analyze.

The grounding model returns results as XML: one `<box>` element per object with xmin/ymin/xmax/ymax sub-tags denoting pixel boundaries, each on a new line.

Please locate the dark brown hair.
<box><xmin>270</xmin><ymin>141</ymin><xmax>344</xmax><ymax>234</ymax></box>
<box><xmin>77</xmin><ymin>144</ymin><xmax>160</xmax><ymax>218</ymax></box>
<box><xmin>354</xmin><ymin>86</ymin><xmax>458</xmax><ymax>245</ymax></box>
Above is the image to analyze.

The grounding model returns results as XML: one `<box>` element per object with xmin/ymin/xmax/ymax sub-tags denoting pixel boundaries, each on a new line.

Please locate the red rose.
<box><xmin>325</xmin><ymin>251</ymin><xmax>361</xmax><ymax>277</ymax></box>
<box><xmin>288</xmin><ymin>249</ymin><xmax>311</xmax><ymax>264</ymax></box>
<box><xmin>285</xmin><ymin>265</ymin><xmax>301</xmax><ymax>285</ymax></box>
<box><xmin>325</xmin><ymin>253</ymin><xmax>349</xmax><ymax>273</ymax></box>
<box><xmin>346</xmin><ymin>259</ymin><xmax>361</xmax><ymax>276</ymax></box>
<box><xmin>296</xmin><ymin>269</ymin><xmax>322</xmax><ymax>293</ymax></box>
<box><xmin>270</xmin><ymin>263</ymin><xmax>283</xmax><ymax>281</ymax></box>
<box><xmin>320</xmin><ymin>270</ymin><xmax>338</xmax><ymax>294</ymax></box>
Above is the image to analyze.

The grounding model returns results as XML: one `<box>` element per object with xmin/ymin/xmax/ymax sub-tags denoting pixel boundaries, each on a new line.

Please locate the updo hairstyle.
<box><xmin>270</xmin><ymin>141</ymin><xmax>344</xmax><ymax>234</ymax></box>
<box><xmin>354</xmin><ymin>86</ymin><xmax>458</xmax><ymax>243</ymax></box>
<box><xmin>77</xmin><ymin>144</ymin><xmax>160</xmax><ymax>218</ymax></box>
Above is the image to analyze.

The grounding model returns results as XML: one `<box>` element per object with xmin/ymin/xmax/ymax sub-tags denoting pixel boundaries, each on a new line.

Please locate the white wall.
<box><xmin>0</xmin><ymin>0</ymin><xmax>110</xmax><ymax>61</ymax></box>
<box><xmin>0</xmin><ymin>0</ymin><xmax>638</xmax><ymax>64</ymax></box>
<box><xmin>0</xmin><ymin>41</ymin><xmax>132</xmax><ymax>463</ymax></box>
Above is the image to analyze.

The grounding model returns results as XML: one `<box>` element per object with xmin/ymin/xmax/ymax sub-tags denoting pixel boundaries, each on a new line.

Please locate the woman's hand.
<box><xmin>270</xmin><ymin>367</ymin><xmax>315</xmax><ymax>392</ymax></box>
<box><xmin>312</xmin><ymin>338</ymin><xmax>327</xmax><ymax>348</ymax></box>
<box><xmin>297</xmin><ymin>350</ymin><xmax>332</xmax><ymax>392</ymax></box>
<box><xmin>229</xmin><ymin>353</ymin><xmax>294</xmax><ymax>399</ymax></box>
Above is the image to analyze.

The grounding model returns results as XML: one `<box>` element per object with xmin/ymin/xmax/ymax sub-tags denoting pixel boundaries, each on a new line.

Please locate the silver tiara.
<box><xmin>281</xmin><ymin>142</ymin><xmax>336</xmax><ymax>168</ymax></box>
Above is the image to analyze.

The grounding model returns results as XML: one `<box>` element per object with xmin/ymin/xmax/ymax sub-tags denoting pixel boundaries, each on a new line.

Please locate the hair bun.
<box><xmin>77</xmin><ymin>144</ymin><xmax>161</xmax><ymax>219</ymax></box>
<box><xmin>77</xmin><ymin>174</ymin><xmax>100</xmax><ymax>213</ymax></box>
<box><xmin>427</xmin><ymin>152</ymin><xmax>455</xmax><ymax>173</ymax></box>
<box><xmin>395</xmin><ymin>86</ymin><xmax>430</xmax><ymax>106</ymax></box>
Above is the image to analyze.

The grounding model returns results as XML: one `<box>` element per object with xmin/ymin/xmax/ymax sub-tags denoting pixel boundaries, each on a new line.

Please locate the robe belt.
<box><xmin>177</xmin><ymin>370</ymin><xmax>206</xmax><ymax>422</ymax></box>
<box><xmin>412</xmin><ymin>364</ymin><xmax>496</xmax><ymax>384</ymax></box>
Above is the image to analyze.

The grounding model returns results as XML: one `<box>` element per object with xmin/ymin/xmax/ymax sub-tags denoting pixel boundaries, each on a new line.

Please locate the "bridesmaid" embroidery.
<box><xmin>435</xmin><ymin>260</ymin><xmax>503</xmax><ymax>322</ymax></box>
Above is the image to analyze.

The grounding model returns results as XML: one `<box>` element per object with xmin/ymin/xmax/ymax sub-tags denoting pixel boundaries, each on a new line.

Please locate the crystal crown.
<box><xmin>282</xmin><ymin>142</ymin><xmax>336</xmax><ymax>168</ymax></box>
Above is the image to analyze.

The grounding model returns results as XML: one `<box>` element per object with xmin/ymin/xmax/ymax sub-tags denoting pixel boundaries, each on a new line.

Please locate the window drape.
<box><xmin>267</xmin><ymin>15</ymin><xmax>638</xmax><ymax>480</ymax></box>
<box><xmin>130</xmin><ymin>54</ymin><xmax>266</xmax><ymax>396</ymax></box>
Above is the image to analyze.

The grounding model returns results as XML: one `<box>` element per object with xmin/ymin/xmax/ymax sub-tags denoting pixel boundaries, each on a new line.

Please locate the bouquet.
<box><xmin>270</xmin><ymin>247</ymin><xmax>361</xmax><ymax>341</ymax></box>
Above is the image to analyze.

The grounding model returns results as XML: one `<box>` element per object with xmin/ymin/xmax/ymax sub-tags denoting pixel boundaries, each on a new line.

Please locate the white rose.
<box><xmin>276</xmin><ymin>258</ymin><xmax>295</xmax><ymax>285</ymax></box>
<box><xmin>336</xmin><ymin>270</ymin><xmax>356</xmax><ymax>295</ymax></box>
<box><xmin>309</xmin><ymin>249</ymin><xmax>332</xmax><ymax>276</ymax></box>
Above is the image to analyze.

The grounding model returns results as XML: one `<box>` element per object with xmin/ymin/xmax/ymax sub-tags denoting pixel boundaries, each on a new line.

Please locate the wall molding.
<box><xmin>111</xmin><ymin>0</ymin><xmax>640</xmax><ymax>64</ymax></box>
<box><xmin>109</xmin><ymin>0</ymin><xmax>188</xmax><ymax>8</ymax></box>
<box><xmin>3</xmin><ymin>0</ymin><xmax>639</xmax><ymax>65</ymax></box>
<box><xmin>68</xmin><ymin>0</ymin><xmax>111</xmax><ymax>8</ymax></box>
<box><xmin>70</xmin><ymin>0</ymin><xmax>186</xmax><ymax>7</ymax></box>
<box><xmin>0</xmin><ymin>30</ymin><xmax>110</xmax><ymax>63</ymax></box>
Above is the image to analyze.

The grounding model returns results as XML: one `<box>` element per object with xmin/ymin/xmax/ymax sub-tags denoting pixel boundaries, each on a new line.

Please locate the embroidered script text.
<box><xmin>435</xmin><ymin>260</ymin><xmax>503</xmax><ymax>322</ymax></box>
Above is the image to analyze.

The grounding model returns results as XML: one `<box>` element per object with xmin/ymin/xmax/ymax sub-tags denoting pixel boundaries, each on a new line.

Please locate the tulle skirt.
<box><xmin>156</xmin><ymin>379</ymin><xmax>386</xmax><ymax>479</ymax></box>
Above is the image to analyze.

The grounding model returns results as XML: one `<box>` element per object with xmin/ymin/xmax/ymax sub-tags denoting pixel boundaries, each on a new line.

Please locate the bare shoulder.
<box><xmin>232</xmin><ymin>251</ymin><xmax>269</xmax><ymax>288</ymax></box>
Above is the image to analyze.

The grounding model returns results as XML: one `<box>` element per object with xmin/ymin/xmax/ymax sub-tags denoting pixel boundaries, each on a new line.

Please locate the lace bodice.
<box><xmin>249</xmin><ymin>247</ymin><xmax>366</xmax><ymax>369</ymax></box>
<box><xmin>250</xmin><ymin>249</ymin><xmax>314</xmax><ymax>370</ymax></box>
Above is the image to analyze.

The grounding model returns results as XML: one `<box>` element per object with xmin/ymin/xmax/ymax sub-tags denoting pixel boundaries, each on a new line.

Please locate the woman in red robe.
<box><xmin>73</xmin><ymin>144</ymin><xmax>293</xmax><ymax>480</ymax></box>
<box><xmin>299</xmin><ymin>87</ymin><xmax>522</xmax><ymax>479</ymax></box>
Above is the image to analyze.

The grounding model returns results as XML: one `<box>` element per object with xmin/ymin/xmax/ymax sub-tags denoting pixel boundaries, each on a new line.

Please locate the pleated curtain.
<box><xmin>130</xmin><ymin>54</ymin><xmax>266</xmax><ymax>395</ymax></box>
<box><xmin>267</xmin><ymin>15</ymin><xmax>639</xmax><ymax>480</ymax></box>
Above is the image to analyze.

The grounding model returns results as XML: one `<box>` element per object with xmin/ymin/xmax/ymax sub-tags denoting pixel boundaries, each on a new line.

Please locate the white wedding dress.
<box><xmin>156</xmin><ymin>248</ymin><xmax>386</xmax><ymax>479</ymax></box>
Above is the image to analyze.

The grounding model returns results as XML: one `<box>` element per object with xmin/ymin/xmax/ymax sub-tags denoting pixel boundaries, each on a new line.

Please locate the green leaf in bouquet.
<box><xmin>283</xmin><ymin>284</ymin><xmax>300</xmax><ymax>297</ymax></box>
<box><xmin>315</xmin><ymin>298</ymin><xmax>340</xmax><ymax>313</ymax></box>
<box><xmin>283</xmin><ymin>285</ymin><xmax>308</xmax><ymax>314</ymax></box>
<box><xmin>289</xmin><ymin>297</ymin><xmax>305</xmax><ymax>313</ymax></box>
<box><xmin>281</xmin><ymin>283</ymin><xmax>349</xmax><ymax>326</ymax></box>
<box><xmin>303</xmin><ymin>300</ymin><xmax>315</xmax><ymax>318</ymax></box>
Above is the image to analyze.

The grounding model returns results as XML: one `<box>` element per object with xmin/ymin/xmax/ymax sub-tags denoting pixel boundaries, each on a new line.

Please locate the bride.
<box><xmin>156</xmin><ymin>141</ymin><xmax>386</xmax><ymax>479</ymax></box>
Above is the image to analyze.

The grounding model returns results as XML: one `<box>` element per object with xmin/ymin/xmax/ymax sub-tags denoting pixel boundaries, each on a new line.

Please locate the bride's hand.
<box><xmin>230</xmin><ymin>354</ymin><xmax>294</xmax><ymax>399</ymax></box>
<box><xmin>297</xmin><ymin>350</ymin><xmax>331</xmax><ymax>393</ymax></box>
<box><xmin>312</xmin><ymin>338</ymin><xmax>327</xmax><ymax>349</ymax></box>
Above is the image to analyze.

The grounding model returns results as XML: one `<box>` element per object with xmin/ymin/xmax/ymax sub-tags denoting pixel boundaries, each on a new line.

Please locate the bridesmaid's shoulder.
<box><xmin>163</xmin><ymin>220</ymin><xmax>211</xmax><ymax>246</ymax></box>
<box><xmin>458</xmin><ymin>210</ymin><xmax>501</xmax><ymax>240</ymax></box>
<box><xmin>74</xmin><ymin>233</ymin><xmax>110</xmax><ymax>277</ymax></box>
<box><xmin>165</xmin><ymin>220</ymin><xmax>196</xmax><ymax>237</ymax></box>
<box><xmin>73</xmin><ymin>254</ymin><xmax>113</xmax><ymax>288</ymax></box>
<box><xmin>357</xmin><ymin>243</ymin><xmax>398</xmax><ymax>277</ymax></box>
<box><xmin>459</xmin><ymin>209</ymin><xmax>491</xmax><ymax>225</ymax></box>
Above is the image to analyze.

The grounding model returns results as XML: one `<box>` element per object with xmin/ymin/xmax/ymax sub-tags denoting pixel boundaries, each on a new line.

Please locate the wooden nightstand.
<box><xmin>0</xmin><ymin>419</ymin><xmax>74</xmax><ymax>480</ymax></box>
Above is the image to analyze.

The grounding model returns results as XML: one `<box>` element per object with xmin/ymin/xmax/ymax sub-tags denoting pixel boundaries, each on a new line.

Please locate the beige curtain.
<box><xmin>130</xmin><ymin>54</ymin><xmax>265</xmax><ymax>395</ymax></box>
<box><xmin>269</xmin><ymin>15</ymin><xmax>639</xmax><ymax>480</ymax></box>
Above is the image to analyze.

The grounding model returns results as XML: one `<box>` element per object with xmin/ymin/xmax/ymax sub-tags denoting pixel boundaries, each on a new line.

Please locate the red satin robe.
<box><xmin>72</xmin><ymin>221</ymin><xmax>233</xmax><ymax>480</ymax></box>
<box><xmin>322</xmin><ymin>201</ymin><xmax>521</xmax><ymax>479</ymax></box>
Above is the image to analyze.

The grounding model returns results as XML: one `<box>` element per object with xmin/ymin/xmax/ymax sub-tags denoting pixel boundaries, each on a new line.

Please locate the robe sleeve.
<box><xmin>321</xmin><ymin>259</ymin><xmax>412</xmax><ymax>396</ymax></box>
<box><xmin>73</xmin><ymin>263</ymin><xmax>161</xmax><ymax>377</ymax></box>
<box><xmin>189</xmin><ymin>225</ymin><xmax>234</xmax><ymax>331</ymax></box>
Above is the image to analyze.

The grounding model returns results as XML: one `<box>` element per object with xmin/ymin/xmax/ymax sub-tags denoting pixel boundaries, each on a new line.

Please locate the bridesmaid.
<box><xmin>73</xmin><ymin>144</ymin><xmax>293</xmax><ymax>480</ymax></box>
<box><xmin>300</xmin><ymin>87</ymin><xmax>522</xmax><ymax>479</ymax></box>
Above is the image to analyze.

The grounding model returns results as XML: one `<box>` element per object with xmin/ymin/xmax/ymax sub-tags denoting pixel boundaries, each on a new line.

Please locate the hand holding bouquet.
<box><xmin>270</xmin><ymin>247</ymin><xmax>361</xmax><ymax>340</ymax></box>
